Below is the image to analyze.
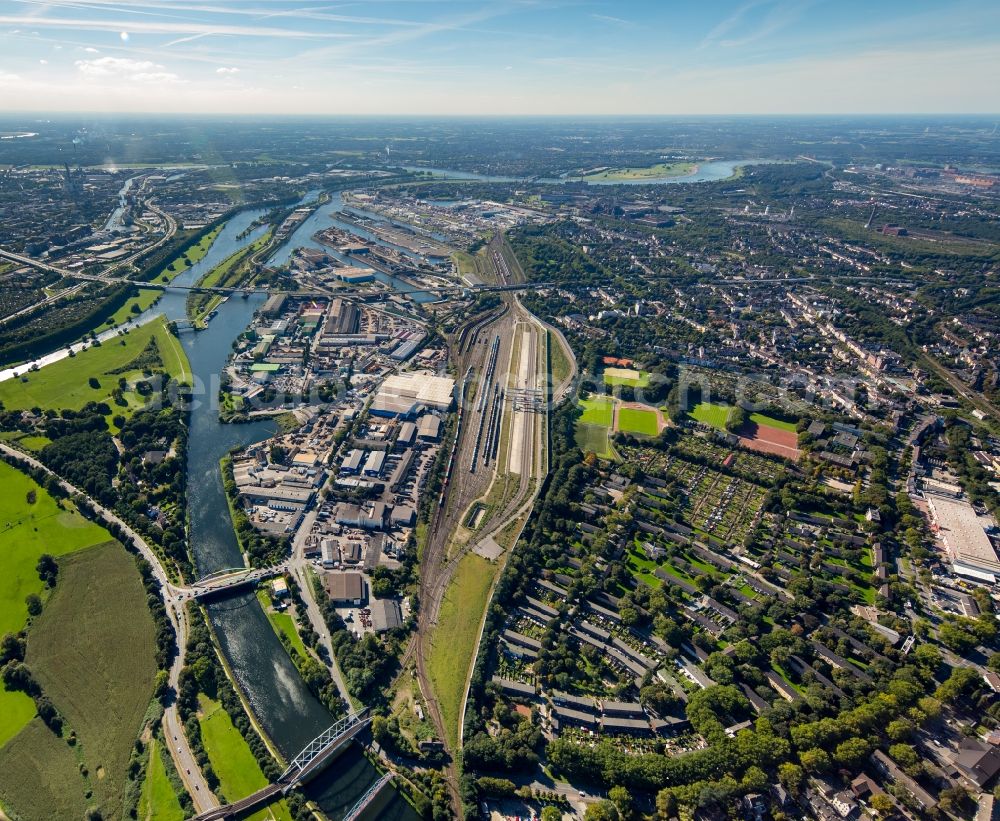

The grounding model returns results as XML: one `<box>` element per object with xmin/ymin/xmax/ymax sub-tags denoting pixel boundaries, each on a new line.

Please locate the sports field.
<box><xmin>749</xmin><ymin>411</ymin><xmax>798</xmax><ymax>432</ymax></box>
<box><xmin>25</xmin><ymin>542</ymin><xmax>158</xmax><ymax>817</ymax></box>
<box><xmin>618</xmin><ymin>406</ymin><xmax>660</xmax><ymax>436</ymax></box>
<box><xmin>137</xmin><ymin>739</ymin><xmax>185</xmax><ymax>821</ymax></box>
<box><xmin>578</xmin><ymin>395</ymin><xmax>614</xmax><ymax>426</ymax></box>
<box><xmin>575</xmin><ymin>423</ymin><xmax>614</xmax><ymax>459</ymax></box>
<box><xmin>198</xmin><ymin>696</ymin><xmax>292</xmax><ymax>821</ymax></box>
<box><xmin>603</xmin><ymin>367</ymin><xmax>651</xmax><ymax>388</ymax></box>
<box><xmin>687</xmin><ymin>401</ymin><xmax>731</xmax><ymax>429</ymax></box>
<box><xmin>426</xmin><ymin>552</ymin><xmax>495</xmax><ymax>750</ymax></box>
<box><xmin>0</xmin><ymin>317</ymin><xmax>190</xmax><ymax>415</ymax></box>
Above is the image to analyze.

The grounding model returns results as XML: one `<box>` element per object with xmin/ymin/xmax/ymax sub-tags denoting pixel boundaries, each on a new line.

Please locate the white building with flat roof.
<box><xmin>927</xmin><ymin>493</ymin><xmax>1000</xmax><ymax>581</ymax></box>
<box><xmin>371</xmin><ymin>371</ymin><xmax>455</xmax><ymax>417</ymax></box>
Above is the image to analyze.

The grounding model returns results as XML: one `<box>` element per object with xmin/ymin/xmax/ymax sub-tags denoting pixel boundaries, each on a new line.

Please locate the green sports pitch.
<box><xmin>618</xmin><ymin>407</ymin><xmax>659</xmax><ymax>436</ymax></box>
<box><xmin>603</xmin><ymin>367</ymin><xmax>651</xmax><ymax>388</ymax></box>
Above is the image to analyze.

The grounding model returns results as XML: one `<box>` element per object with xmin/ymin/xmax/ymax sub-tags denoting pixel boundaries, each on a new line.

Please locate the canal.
<box><xmin>138</xmin><ymin>206</ymin><xmax>415</xmax><ymax>819</ymax></box>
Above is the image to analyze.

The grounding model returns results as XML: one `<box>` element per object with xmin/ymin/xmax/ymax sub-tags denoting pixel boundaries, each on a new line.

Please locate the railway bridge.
<box><xmin>191</xmin><ymin>711</ymin><xmax>375</xmax><ymax>820</ymax></box>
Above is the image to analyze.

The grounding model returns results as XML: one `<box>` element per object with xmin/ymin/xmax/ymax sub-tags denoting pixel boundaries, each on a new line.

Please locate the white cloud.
<box><xmin>0</xmin><ymin>70</ymin><xmax>21</xmax><ymax>84</ymax></box>
<box><xmin>75</xmin><ymin>56</ymin><xmax>179</xmax><ymax>83</ymax></box>
<box><xmin>216</xmin><ymin>66</ymin><xmax>239</xmax><ymax>75</ymax></box>
<box><xmin>39</xmin><ymin>58</ymin><xmax>48</xmax><ymax>64</ymax></box>
<box><xmin>84</xmin><ymin>47</ymin><xmax>99</xmax><ymax>53</ymax></box>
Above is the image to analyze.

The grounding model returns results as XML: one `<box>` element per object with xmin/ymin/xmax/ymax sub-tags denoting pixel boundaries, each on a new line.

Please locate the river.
<box><xmin>400</xmin><ymin>158</ymin><xmax>760</xmax><ymax>185</ymax></box>
<box><xmin>271</xmin><ymin>190</ymin><xmax>437</xmax><ymax>304</ymax></box>
<box><xmin>133</xmin><ymin>206</ymin><xmax>413</xmax><ymax>818</ymax></box>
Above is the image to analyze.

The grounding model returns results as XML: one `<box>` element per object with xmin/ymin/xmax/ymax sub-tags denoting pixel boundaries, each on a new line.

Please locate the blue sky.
<box><xmin>0</xmin><ymin>0</ymin><xmax>997</xmax><ymax>114</ymax></box>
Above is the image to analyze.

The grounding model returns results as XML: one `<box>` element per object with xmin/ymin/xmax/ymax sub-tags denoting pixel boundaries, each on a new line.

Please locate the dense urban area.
<box><xmin>1</xmin><ymin>116</ymin><xmax>1000</xmax><ymax>821</ymax></box>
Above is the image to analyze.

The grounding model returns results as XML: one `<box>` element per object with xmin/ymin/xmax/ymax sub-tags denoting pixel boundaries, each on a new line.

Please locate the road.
<box><xmin>287</xmin><ymin>509</ymin><xmax>356</xmax><ymax>709</ymax></box>
<box><xmin>0</xmin><ymin>442</ymin><xmax>218</xmax><ymax>814</ymax></box>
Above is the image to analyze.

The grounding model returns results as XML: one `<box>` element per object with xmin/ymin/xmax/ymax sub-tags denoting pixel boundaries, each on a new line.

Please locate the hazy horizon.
<box><xmin>1</xmin><ymin>0</ymin><xmax>999</xmax><ymax>116</ymax></box>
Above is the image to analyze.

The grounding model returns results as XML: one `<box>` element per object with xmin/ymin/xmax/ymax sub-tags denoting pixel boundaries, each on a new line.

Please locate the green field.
<box><xmin>0</xmin><ymin>317</ymin><xmax>191</xmax><ymax>416</ymax></box>
<box><xmin>579</xmin><ymin>395</ymin><xmax>614</xmax><ymax>426</ymax></box>
<box><xmin>581</xmin><ymin>162</ymin><xmax>697</xmax><ymax>181</ymax></box>
<box><xmin>548</xmin><ymin>329</ymin><xmax>573</xmax><ymax>388</ymax></box>
<box><xmin>618</xmin><ymin>406</ymin><xmax>659</xmax><ymax>436</ymax></box>
<box><xmin>0</xmin><ymin>462</ymin><xmax>113</xmax><ymax>748</ymax></box>
<box><xmin>138</xmin><ymin>739</ymin><xmax>185</xmax><ymax>821</ymax></box>
<box><xmin>105</xmin><ymin>289</ymin><xmax>162</xmax><ymax>328</ymax></box>
<box><xmin>603</xmin><ymin>367</ymin><xmax>651</xmax><ymax>388</ymax></box>
<box><xmin>427</xmin><ymin>552</ymin><xmax>496</xmax><ymax>750</ymax></box>
<box><xmin>0</xmin><ymin>432</ymin><xmax>53</xmax><ymax>452</ymax></box>
<box><xmin>257</xmin><ymin>589</ymin><xmax>309</xmax><ymax>658</ymax></box>
<box><xmin>687</xmin><ymin>401</ymin><xmax>731</xmax><ymax>430</ymax></box>
<box><xmin>189</xmin><ymin>229</ymin><xmax>273</xmax><ymax>323</ymax></box>
<box><xmin>0</xmin><ymin>685</ymin><xmax>35</xmax><ymax>752</ymax></box>
<box><xmin>24</xmin><ymin>542</ymin><xmax>158</xmax><ymax>817</ymax></box>
<box><xmin>0</xmin><ymin>717</ymin><xmax>91</xmax><ymax>819</ymax></box>
<box><xmin>198</xmin><ymin>696</ymin><xmax>292</xmax><ymax>821</ymax></box>
<box><xmin>626</xmin><ymin>547</ymin><xmax>663</xmax><ymax>589</ymax></box>
<box><xmin>157</xmin><ymin>224</ymin><xmax>224</xmax><ymax>283</ymax></box>
<box><xmin>575</xmin><ymin>423</ymin><xmax>615</xmax><ymax>459</ymax></box>
<box><xmin>0</xmin><ymin>461</ymin><xmax>110</xmax><ymax>637</ymax></box>
<box><xmin>748</xmin><ymin>411</ymin><xmax>798</xmax><ymax>432</ymax></box>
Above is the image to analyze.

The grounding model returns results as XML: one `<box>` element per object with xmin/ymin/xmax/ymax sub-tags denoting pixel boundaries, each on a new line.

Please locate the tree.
<box><xmin>88</xmin><ymin>377</ymin><xmax>101</xmax><ymax>389</ymax></box>
<box><xmin>886</xmin><ymin>718</ymin><xmax>914</xmax><ymax>742</ymax></box>
<box><xmin>153</xmin><ymin>670</ymin><xmax>171</xmax><ymax>704</ymax></box>
<box><xmin>584</xmin><ymin>801</ymin><xmax>619</xmax><ymax>821</ymax></box>
<box><xmin>777</xmin><ymin>762</ymin><xmax>804</xmax><ymax>796</ymax></box>
<box><xmin>541</xmin><ymin>808</ymin><xmax>561</xmax><ymax>821</ymax></box>
<box><xmin>371</xmin><ymin>715</ymin><xmax>389</xmax><ymax>745</ymax></box>
<box><xmin>0</xmin><ymin>632</ymin><xmax>26</xmax><ymax>665</ymax></box>
<box><xmin>655</xmin><ymin>789</ymin><xmax>676</xmax><ymax>820</ymax></box>
<box><xmin>834</xmin><ymin>737</ymin><xmax>871</xmax><ymax>770</ymax></box>
<box><xmin>608</xmin><ymin>786</ymin><xmax>632</xmax><ymax>818</ymax></box>
<box><xmin>889</xmin><ymin>743</ymin><xmax>921</xmax><ymax>775</ymax></box>
<box><xmin>800</xmin><ymin>747</ymin><xmax>831</xmax><ymax>773</ymax></box>
<box><xmin>25</xmin><ymin>594</ymin><xmax>42</xmax><ymax>617</ymax></box>
<box><xmin>870</xmin><ymin>793</ymin><xmax>895</xmax><ymax>815</ymax></box>
<box><xmin>36</xmin><ymin>553</ymin><xmax>58</xmax><ymax>587</ymax></box>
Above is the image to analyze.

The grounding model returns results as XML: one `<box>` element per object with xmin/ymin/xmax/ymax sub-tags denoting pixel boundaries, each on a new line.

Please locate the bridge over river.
<box><xmin>192</xmin><ymin>711</ymin><xmax>380</xmax><ymax>821</ymax></box>
<box><xmin>0</xmin><ymin>246</ymin><xmax>545</xmax><ymax>303</ymax></box>
<box><xmin>179</xmin><ymin>563</ymin><xmax>290</xmax><ymax>601</ymax></box>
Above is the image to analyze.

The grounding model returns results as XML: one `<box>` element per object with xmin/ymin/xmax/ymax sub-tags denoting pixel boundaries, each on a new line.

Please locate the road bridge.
<box><xmin>191</xmin><ymin>711</ymin><xmax>372</xmax><ymax>821</ymax></box>
<box><xmin>183</xmin><ymin>562</ymin><xmax>289</xmax><ymax>601</ymax></box>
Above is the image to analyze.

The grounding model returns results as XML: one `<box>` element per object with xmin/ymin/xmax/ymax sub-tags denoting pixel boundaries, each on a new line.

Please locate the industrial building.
<box><xmin>325</xmin><ymin>573</ymin><xmax>365</xmax><ymax>605</ymax></box>
<box><xmin>370</xmin><ymin>372</ymin><xmax>455</xmax><ymax>417</ymax></box>
<box><xmin>926</xmin><ymin>492</ymin><xmax>1000</xmax><ymax>581</ymax></box>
